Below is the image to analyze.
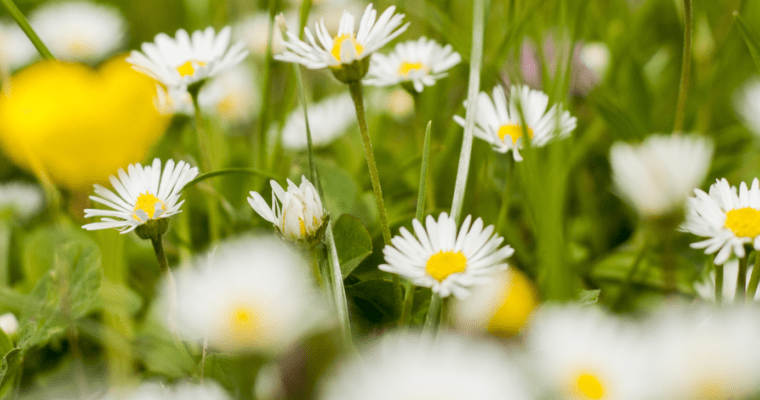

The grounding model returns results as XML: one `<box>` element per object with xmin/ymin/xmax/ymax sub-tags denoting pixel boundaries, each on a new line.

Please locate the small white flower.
<box><xmin>281</xmin><ymin>94</ymin><xmax>355</xmax><ymax>151</ymax></box>
<box><xmin>454</xmin><ymin>85</ymin><xmax>577</xmax><ymax>161</ymax></box>
<box><xmin>682</xmin><ymin>178</ymin><xmax>760</xmax><ymax>265</ymax></box>
<box><xmin>734</xmin><ymin>77</ymin><xmax>760</xmax><ymax>139</ymax></box>
<box><xmin>379</xmin><ymin>212</ymin><xmax>514</xmax><ymax>299</ymax></box>
<box><xmin>248</xmin><ymin>176</ymin><xmax>326</xmax><ymax>242</ymax></box>
<box><xmin>82</xmin><ymin>159</ymin><xmax>198</xmax><ymax>233</ymax></box>
<box><xmin>276</xmin><ymin>3</ymin><xmax>409</xmax><ymax>70</ymax></box>
<box><xmin>29</xmin><ymin>1</ymin><xmax>126</xmax><ymax>64</ymax></box>
<box><xmin>0</xmin><ymin>20</ymin><xmax>37</xmax><ymax>71</ymax></box>
<box><xmin>321</xmin><ymin>332</ymin><xmax>531</xmax><ymax>400</ymax></box>
<box><xmin>0</xmin><ymin>312</ymin><xmax>18</xmax><ymax>336</ymax></box>
<box><xmin>0</xmin><ymin>182</ymin><xmax>44</xmax><ymax>220</ymax></box>
<box><xmin>102</xmin><ymin>381</ymin><xmax>231</xmax><ymax>400</ymax></box>
<box><xmin>168</xmin><ymin>236</ymin><xmax>327</xmax><ymax>354</ymax></box>
<box><xmin>610</xmin><ymin>134</ymin><xmax>713</xmax><ymax>218</ymax></box>
<box><xmin>126</xmin><ymin>26</ymin><xmax>248</xmax><ymax>89</ymax></box>
<box><xmin>234</xmin><ymin>13</ymin><xmax>292</xmax><ymax>56</ymax></box>
<box><xmin>198</xmin><ymin>63</ymin><xmax>258</xmax><ymax>124</ymax></box>
<box><xmin>694</xmin><ymin>259</ymin><xmax>760</xmax><ymax>302</ymax></box>
<box><xmin>364</xmin><ymin>36</ymin><xmax>461</xmax><ymax>92</ymax></box>
<box><xmin>580</xmin><ymin>42</ymin><xmax>611</xmax><ymax>81</ymax></box>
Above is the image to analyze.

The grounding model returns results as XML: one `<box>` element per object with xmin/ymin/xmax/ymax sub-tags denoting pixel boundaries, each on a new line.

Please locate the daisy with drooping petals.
<box><xmin>248</xmin><ymin>176</ymin><xmax>326</xmax><ymax>242</ymax></box>
<box><xmin>364</xmin><ymin>36</ymin><xmax>461</xmax><ymax>93</ymax></box>
<box><xmin>281</xmin><ymin>94</ymin><xmax>355</xmax><ymax>151</ymax></box>
<box><xmin>454</xmin><ymin>85</ymin><xmax>577</xmax><ymax>161</ymax></box>
<box><xmin>379</xmin><ymin>212</ymin><xmax>514</xmax><ymax>298</ymax></box>
<box><xmin>276</xmin><ymin>3</ymin><xmax>408</xmax><ymax>81</ymax></box>
<box><xmin>681</xmin><ymin>178</ymin><xmax>760</xmax><ymax>265</ymax></box>
<box><xmin>126</xmin><ymin>26</ymin><xmax>248</xmax><ymax>89</ymax></box>
<box><xmin>610</xmin><ymin>134</ymin><xmax>713</xmax><ymax>219</ymax></box>
<box><xmin>82</xmin><ymin>159</ymin><xmax>198</xmax><ymax>234</ymax></box>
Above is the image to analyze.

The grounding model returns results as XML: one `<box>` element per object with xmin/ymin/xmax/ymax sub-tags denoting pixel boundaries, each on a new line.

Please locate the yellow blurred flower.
<box><xmin>0</xmin><ymin>56</ymin><xmax>169</xmax><ymax>190</ymax></box>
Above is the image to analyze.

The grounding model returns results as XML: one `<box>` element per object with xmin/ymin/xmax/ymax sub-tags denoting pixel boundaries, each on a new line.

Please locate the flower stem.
<box><xmin>673</xmin><ymin>0</ymin><xmax>692</xmax><ymax>132</ymax></box>
<box><xmin>309</xmin><ymin>246</ymin><xmax>324</xmax><ymax>288</ymax></box>
<box><xmin>324</xmin><ymin>228</ymin><xmax>352</xmax><ymax>348</ymax></box>
<box><xmin>0</xmin><ymin>0</ymin><xmax>54</xmax><ymax>60</ymax></box>
<box><xmin>257</xmin><ymin>0</ymin><xmax>278</xmax><ymax>172</ymax></box>
<box><xmin>190</xmin><ymin>90</ymin><xmax>220</xmax><ymax>243</ymax></box>
<box><xmin>422</xmin><ymin>292</ymin><xmax>442</xmax><ymax>336</ymax></box>
<box><xmin>736</xmin><ymin>254</ymin><xmax>748</xmax><ymax>302</ymax></box>
<box><xmin>746</xmin><ymin>251</ymin><xmax>760</xmax><ymax>301</ymax></box>
<box><xmin>347</xmin><ymin>81</ymin><xmax>392</xmax><ymax>246</ymax></box>
<box><xmin>714</xmin><ymin>261</ymin><xmax>723</xmax><ymax>304</ymax></box>
<box><xmin>0</xmin><ymin>219</ymin><xmax>10</xmax><ymax>288</ymax></box>
<box><xmin>450</xmin><ymin>0</ymin><xmax>485</xmax><ymax>224</ymax></box>
<box><xmin>613</xmin><ymin>238</ymin><xmax>648</xmax><ymax>310</ymax></box>
<box><xmin>495</xmin><ymin>157</ymin><xmax>514</xmax><ymax>234</ymax></box>
<box><xmin>150</xmin><ymin>235</ymin><xmax>180</xmax><ymax>339</ymax></box>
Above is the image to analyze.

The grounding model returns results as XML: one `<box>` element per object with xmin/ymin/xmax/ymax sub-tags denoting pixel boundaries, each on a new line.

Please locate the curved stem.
<box><xmin>673</xmin><ymin>0</ymin><xmax>692</xmax><ymax>132</ymax></box>
<box><xmin>746</xmin><ymin>251</ymin><xmax>760</xmax><ymax>301</ymax></box>
<box><xmin>0</xmin><ymin>0</ymin><xmax>54</xmax><ymax>60</ymax></box>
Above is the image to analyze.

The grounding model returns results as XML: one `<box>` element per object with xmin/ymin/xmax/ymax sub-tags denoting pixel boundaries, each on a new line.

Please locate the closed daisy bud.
<box><xmin>248</xmin><ymin>176</ymin><xmax>327</xmax><ymax>243</ymax></box>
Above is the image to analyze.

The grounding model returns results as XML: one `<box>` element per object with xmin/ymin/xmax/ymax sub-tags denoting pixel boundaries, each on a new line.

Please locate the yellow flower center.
<box><xmin>66</xmin><ymin>39</ymin><xmax>92</xmax><ymax>56</ymax></box>
<box><xmin>724</xmin><ymin>207</ymin><xmax>760</xmax><ymax>238</ymax></box>
<box><xmin>425</xmin><ymin>251</ymin><xmax>467</xmax><ymax>282</ymax></box>
<box><xmin>497</xmin><ymin>124</ymin><xmax>534</xmax><ymax>145</ymax></box>
<box><xmin>133</xmin><ymin>192</ymin><xmax>165</xmax><ymax>221</ymax></box>
<box><xmin>176</xmin><ymin>60</ymin><xmax>206</xmax><ymax>77</ymax></box>
<box><xmin>487</xmin><ymin>270</ymin><xmax>539</xmax><ymax>337</ymax></box>
<box><xmin>230</xmin><ymin>304</ymin><xmax>259</xmax><ymax>341</ymax></box>
<box><xmin>331</xmin><ymin>33</ymin><xmax>364</xmax><ymax>62</ymax></box>
<box><xmin>398</xmin><ymin>61</ymin><xmax>428</xmax><ymax>77</ymax></box>
<box><xmin>216</xmin><ymin>95</ymin><xmax>237</xmax><ymax>118</ymax></box>
<box><xmin>574</xmin><ymin>372</ymin><xmax>605</xmax><ymax>400</ymax></box>
<box><xmin>299</xmin><ymin>218</ymin><xmax>307</xmax><ymax>236</ymax></box>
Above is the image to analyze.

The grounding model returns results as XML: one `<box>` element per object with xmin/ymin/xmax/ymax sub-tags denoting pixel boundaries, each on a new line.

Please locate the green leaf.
<box><xmin>314</xmin><ymin>159</ymin><xmax>359</xmax><ymax>217</ymax></box>
<box><xmin>21</xmin><ymin>224</ymin><xmax>90</xmax><ymax>293</ymax></box>
<box><xmin>345</xmin><ymin>279</ymin><xmax>403</xmax><ymax>324</ymax></box>
<box><xmin>332</xmin><ymin>214</ymin><xmax>373</xmax><ymax>279</ymax></box>
<box><xmin>591</xmin><ymin>250</ymin><xmax>696</xmax><ymax>295</ymax></box>
<box><xmin>578</xmin><ymin>289</ymin><xmax>601</xmax><ymax>305</ymax></box>
<box><xmin>735</xmin><ymin>13</ymin><xmax>760</xmax><ymax>75</ymax></box>
<box><xmin>181</xmin><ymin>168</ymin><xmax>277</xmax><ymax>192</ymax></box>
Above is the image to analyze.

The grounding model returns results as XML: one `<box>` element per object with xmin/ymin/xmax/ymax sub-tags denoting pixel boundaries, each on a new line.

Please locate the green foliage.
<box><xmin>332</xmin><ymin>214</ymin><xmax>373</xmax><ymax>278</ymax></box>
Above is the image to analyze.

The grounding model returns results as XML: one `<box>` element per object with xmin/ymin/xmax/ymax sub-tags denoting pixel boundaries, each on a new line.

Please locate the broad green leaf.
<box><xmin>21</xmin><ymin>223</ymin><xmax>90</xmax><ymax>293</ymax></box>
<box><xmin>591</xmin><ymin>250</ymin><xmax>696</xmax><ymax>295</ymax></box>
<box><xmin>314</xmin><ymin>159</ymin><xmax>360</xmax><ymax>218</ymax></box>
<box><xmin>578</xmin><ymin>289</ymin><xmax>601</xmax><ymax>305</ymax></box>
<box><xmin>94</xmin><ymin>279</ymin><xmax>143</xmax><ymax>316</ymax></box>
<box><xmin>332</xmin><ymin>214</ymin><xmax>373</xmax><ymax>278</ymax></box>
<box><xmin>735</xmin><ymin>13</ymin><xmax>760</xmax><ymax>75</ymax></box>
<box><xmin>345</xmin><ymin>279</ymin><xmax>403</xmax><ymax>324</ymax></box>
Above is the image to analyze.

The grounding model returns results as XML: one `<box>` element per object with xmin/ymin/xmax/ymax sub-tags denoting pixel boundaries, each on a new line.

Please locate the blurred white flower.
<box><xmin>127</xmin><ymin>26</ymin><xmax>248</xmax><ymax>89</ymax></box>
<box><xmin>379</xmin><ymin>212</ymin><xmax>514</xmax><ymax>299</ymax></box>
<box><xmin>0</xmin><ymin>312</ymin><xmax>18</xmax><ymax>336</ymax></box>
<box><xmin>29</xmin><ymin>1</ymin><xmax>126</xmax><ymax>64</ymax></box>
<box><xmin>454</xmin><ymin>85</ymin><xmax>577</xmax><ymax>161</ymax></box>
<box><xmin>321</xmin><ymin>332</ymin><xmax>531</xmax><ymax>400</ymax></box>
<box><xmin>103</xmin><ymin>381</ymin><xmax>231</xmax><ymax>400</ymax></box>
<box><xmin>0</xmin><ymin>182</ymin><xmax>44</xmax><ymax>221</ymax></box>
<box><xmin>234</xmin><ymin>13</ymin><xmax>294</xmax><ymax>56</ymax></box>
<box><xmin>281</xmin><ymin>94</ymin><xmax>355</xmax><ymax>151</ymax></box>
<box><xmin>682</xmin><ymin>178</ymin><xmax>760</xmax><ymax>265</ymax></box>
<box><xmin>579</xmin><ymin>42</ymin><xmax>611</xmax><ymax>82</ymax></box>
<box><xmin>451</xmin><ymin>268</ymin><xmax>538</xmax><ymax>337</ymax></box>
<box><xmin>693</xmin><ymin>259</ymin><xmax>760</xmax><ymax>302</ymax></box>
<box><xmin>248</xmin><ymin>176</ymin><xmax>326</xmax><ymax>242</ymax></box>
<box><xmin>610</xmin><ymin>134</ymin><xmax>713</xmax><ymax>219</ymax></box>
<box><xmin>198</xmin><ymin>63</ymin><xmax>258</xmax><ymax>124</ymax></box>
<box><xmin>734</xmin><ymin>77</ymin><xmax>760</xmax><ymax>139</ymax></box>
<box><xmin>365</xmin><ymin>36</ymin><xmax>461</xmax><ymax>93</ymax></box>
<box><xmin>0</xmin><ymin>21</ymin><xmax>37</xmax><ymax>71</ymax></box>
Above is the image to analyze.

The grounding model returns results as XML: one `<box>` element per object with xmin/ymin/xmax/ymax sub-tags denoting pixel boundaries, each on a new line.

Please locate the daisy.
<box><xmin>29</xmin><ymin>1</ymin><xmax>126</xmax><ymax>64</ymax></box>
<box><xmin>454</xmin><ymin>85</ymin><xmax>577</xmax><ymax>161</ymax></box>
<box><xmin>0</xmin><ymin>182</ymin><xmax>44</xmax><ymax>221</ymax></box>
<box><xmin>82</xmin><ymin>159</ymin><xmax>198</xmax><ymax>234</ymax></box>
<box><xmin>451</xmin><ymin>268</ymin><xmax>539</xmax><ymax>337</ymax></box>
<box><xmin>610</xmin><ymin>134</ymin><xmax>713</xmax><ymax>219</ymax></box>
<box><xmin>734</xmin><ymin>77</ymin><xmax>760</xmax><ymax>139</ymax></box>
<box><xmin>276</xmin><ymin>3</ymin><xmax>408</xmax><ymax>82</ymax></box>
<box><xmin>364</xmin><ymin>36</ymin><xmax>461</xmax><ymax>93</ymax></box>
<box><xmin>281</xmin><ymin>93</ymin><xmax>355</xmax><ymax>151</ymax></box>
<box><xmin>248</xmin><ymin>176</ymin><xmax>326</xmax><ymax>242</ymax></box>
<box><xmin>693</xmin><ymin>259</ymin><xmax>760</xmax><ymax>303</ymax></box>
<box><xmin>126</xmin><ymin>26</ymin><xmax>249</xmax><ymax>90</ymax></box>
<box><xmin>379</xmin><ymin>212</ymin><xmax>514</xmax><ymax>299</ymax></box>
<box><xmin>167</xmin><ymin>236</ymin><xmax>328</xmax><ymax>354</ymax></box>
<box><xmin>234</xmin><ymin>13</ymin><xmax>291</xmax><ymax>57</ymax></box>
<box><xmin>681</xmin><ymin>178</ymin><xmax>760</xmax><ymax>265</ymax></box>
<box><xmin>320</xmin><ymin>332</ymin><xmax>531</xmax><ymax>400</ymax></box>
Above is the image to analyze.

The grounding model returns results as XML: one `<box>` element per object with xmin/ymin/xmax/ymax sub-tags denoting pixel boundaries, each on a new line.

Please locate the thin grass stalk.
<box><xmin>714</xmin><ymin>260</ymin><xmax>723</xmax><ymax>304</ymax></box>
<box><xmin>0</xmin><ymin>0</ymin><xmax>54</xmax><ymax>60</ymax></box>
<box><xmin>257</xmin><ymin>0</ymin><xmax>278</xmax><ymax>171</ymax></box>
<box><xmin>673</xmin><ymin>0</ymin><xmax>692</xmax><ymax>132</ymax></box>
<box><xmin>746</xmin><ymin>251</ymin><xmax>760</xmax><ymax>301</ymax></box>
<box><xmin>422</xmin><ymin>292</ymin><xmax>441</xmax><ymax>336</ymax></box>
<box><xmin>0</xmin><ymin>220</ymin><xmax>9</xmax><ymax>288</ymax></box>
<box><xmin>736</xmin><ymin>253</ymin><xmax>748</xmax><ymax>302</ymax></box>
<box><xmin>190</xmin><ymin>93</ymin><xmax>220</xmax><ymax>243</ymax></box>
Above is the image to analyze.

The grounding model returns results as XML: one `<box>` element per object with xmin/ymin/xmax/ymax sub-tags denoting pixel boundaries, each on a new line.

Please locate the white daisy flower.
<box><xmin>526</xmin><ymin>305</ymin><xmax>653</xmax><ymax>400</ymax></box>
<box><xmin>82</xmin><ymin>159</ymin><xmax>199</xmax><ymax>234</ymax></box>
<box><xmin>320</xmin><ymin>332</ymin><xmax>531</xmax><ymax>400</ymax></box>
<box><xmin>379</xmin><ymin>212</ymin><xmax>514</xmax><ymax>299</ymax></box>
<box><xmin>451</xmin><ymin>268</ymin><xmax>539</xmax><ymax>337</ymax></box>
<box><xmin>102</xmin><ymin>381</ymin><xmax>231</xmax><ymax>400</ymax></box>
<box><xmin>29</xmin><ymin>1</ymin><xmax>126</xmax><ymax>64</ymax></box>
<box><xmin>0</xmin><ymin>182</ymin><xmax>44</xmax><ymax>220</ymax></box>
<box><xmin>681</xmin><ymin>178</ymin><xmax>760</xmax><ymax>265</ymax></box>
<box><xmin>610</xmin><ymin>134</ymin><xmax>713</xmax><ymax>219</ymax></box>
<box><xmin>168</xmin><ymin>236</ymin><xmax>328</xmax><ymax>354</ymax></box>
<box><xmin>734</xmin><ymin>77</ymin><xmax>760</xmax><ymax>139</ymax></box>
<box><xmin>234</xmin><ymin>13</ymin><xmax>292</xmax><ymax>57</ymax></box>
<box><xmin>0</xmin><ymin>20</ymin><xmax>37</xmax><ymax>71</ymax></box>
<box><xmin>126</xmin><ymin>26</ymin><xmax>249</xmax><ymax>89</ymax></box>
<box><xmin>364</xmin><ymin>36</ymin><xmax>461</xmax><ymax>93</ymax></box>
<box><xmin>248</xmin><ymin>176</ymin><xmax>326</xmax><ymax>242</ymax></box>
<box><xmin>276</xmin><ymin>3</ymin><xmax>409</xmax><ymax>78</ymax></box>
<box><xmin>0</xmin><ymin>312</ymin><xmax>18</xmax><ymax>336</ymax></box>
<box><xmin>154</xmin><ymin>84</ymin><xmax>194</xmax><ymax>116</ymax></box>
<box><xmin>454</xmin><ymin>85</ymin><xmax>577</xmax><ymax>161</ymax></box>
<box><xmin>579</xmin><ymin>42</ymin><xmax>611</xmax><ymax>82</ymax></box>
<box><xmin>694</xmin><ymin>259</ymin><xmax>760</xmax><ymax>303</ymax></box>
<box><xmin>198</xmin><ymin>63</ymin><xmax>258</xmax><ymax>124</ymax></box>
<box><xmin>281</xmin><ymin>93</ymin><xmax>355</xmax><ymax>151</ymax></box>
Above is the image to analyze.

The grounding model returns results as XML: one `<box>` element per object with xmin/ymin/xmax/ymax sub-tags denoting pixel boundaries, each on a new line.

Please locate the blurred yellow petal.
<box><xmin>487</xmin><ymin>269</ymin><xmax>540</xmax><ymax>337</ymax></box>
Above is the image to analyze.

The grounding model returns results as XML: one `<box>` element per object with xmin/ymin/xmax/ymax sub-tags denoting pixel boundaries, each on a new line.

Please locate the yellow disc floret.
<box><xmin>176</xmin><ymin>60</ymin><xmax>206</xmax><ymax>77</ymax></box>
<box><xmin>487</xmin><ymin>269</ymin><xmax>539</xmax><ymax>337</ymax></box>
<box><xmin>426</xmin><ymin>251</ymin><xmax>467</xmax><ymax>282</ymax></box>
<box><xmin>331</xmin><ymin>34</ymin><xmax>364</xmax><ymax>63</ymax></box>
<box><xmin>497</xmin><ymin>124</ymin><xmax>534</xmax><ymax>145</ymax></box>
<box><xmin>133</xmin><ymin>192</ymin><xmax>165</xmax><ymax>221</ymax></box>
<box><xmin>575</xmin><ymin>372</ymin><xmax>605</xmax><ymax>400</ymax></box>
<box><xmin>725</xmin><ymin>207</ymin><xmax>760</xmax><ymax>238</ymax></box>
<box><xmin>398</xmin><ymin>61</ymin><xmax>428</xmax><ymax>77</ymax></box>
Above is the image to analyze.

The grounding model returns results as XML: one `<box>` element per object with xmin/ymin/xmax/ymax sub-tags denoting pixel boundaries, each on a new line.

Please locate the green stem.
<box><xmin>673</xmin><ymin>0</ymin><xmax>692</xmax><ymax>132</ymax></box>
<box><xmin>495</xmin><ymin>157</ymin><xmax>514</xmax><ymax>234</ymax></box>
<box><xmin>257</xmin><ymin>0</ymin><xmax>278</xmax><ymax>171</ymax></box>
<box><xmin>422</xmin><ymin>292</ymin><xmax>442</xmax><ymax>336</ymax></box>
<box><xmin>747</xmin><ymin>251</ymin><xmax>760</xmax><ymax>301</ymax></box>
<box><xmin>309</xmin><ymin>246</ymin><xmax>324</xmax><ymax>288</ymax></box>
<box><xmin>450</xmin><ymin>0</ymin><xmax>486</xmax><ymax>224</ymax></box>
<box><xmin>714</xmin><ymin>260</ymin><xmax>723</xmax><ymax>304</ymax></box>
<box><xmin>0</xmin><ymin>0</ymin><xmax>54</xmax><ymax>60</ymax></box>
<box><xmin>190</xmin><ymin>91</ymin><xmax>220</xmax><ymax>243</ymax></box>
<box><xmin>736</xmin><ymin>254</ymin><xmax>748</xmax><ymax>302</ymax></box>
<box><xmin>150</xmin><ymin>236</ymin><xmax>180</xmax><ymax>340</ymax></box>
<box><xmin>0</xmin><ymin>220</ymin><xmax>10</xmax><ymax>288</ymax></box>
<box><xmin>662</xmin><ymin>230</ymin><xmax>676</xmax><ymax>294</ymax></box>
<box><xmin>613</xmin><ymin>239</ymin><xmax>648</xmax><ymax>309</ymax></box>
<box><xmin>324</xmin><ymin>228</ymin><xmax>352</xmax><ymax>348</ymax></box>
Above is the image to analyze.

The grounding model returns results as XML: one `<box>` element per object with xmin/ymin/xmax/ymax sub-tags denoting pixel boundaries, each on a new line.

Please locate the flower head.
<box><xmin>276</xmin><ymin>4</ymin><xmax>408</xmax><ymax>82</ymax></box>
<box><xmin>454</xmin><ymin>85</ymin><xmax>577</xmax><ymax>161</ymax></box>
<box><xmin>281</xmin><ymin>94</ymin><xmax>355</xmax><ymax>151</ymax></box>
<box><xmin>682</xmin><ymin>178</ymin><xmax>760</xmax><ymax>265</ymax></box>
<box><xmin>364</xmin><ymin>36</ymin><xmax>461</xmax><ymax>93</ymax></box>
<box><xmin>0</xmin><ymin>182</ymin><xmax>44</xmax><ymax>221</ymax></box>
<box><xmin>168</xmin><ymin>236</ymin><xmax>327</xmax><ymax>354</ymax></box>
<box><xmin>379</xmin><ymin>212</ymin><xmax>514</xmax><ymax>298</ymax></box>
<box><xmin>126</xmin><ymin>26</ymin><xmax>248</xmax><ymax>89</ymax></box>
<box><xmin>82</xmin><ymin>159</ymin><xmax>198</xmax><ymax>234</ymax></box>
<box><xmin>610</xmin><ymin>134</ymin><xmax>713</xmax><ymax>219</ymax></box>
<box><xmin>248</xmin><ymin>176</ymin><xmax>326</xmax><ymax>243</ymax></box>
